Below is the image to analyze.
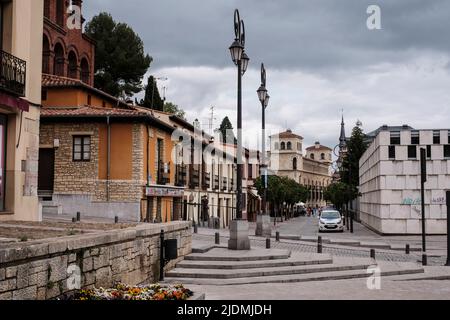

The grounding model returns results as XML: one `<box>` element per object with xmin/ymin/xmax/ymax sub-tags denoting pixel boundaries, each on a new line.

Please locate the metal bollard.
<box><xmin>405</xmin><ymin>244</ymin><xmax>410</xmax><ymax>255</ymax></box>
<box><xmin>276</xmin><ymin>232</ymin><xmax>280</xmax><ymax>242</ymax></box>
<box><xmin>76</xmin><ymin>212</ymin><xmax>81</xmax><ymax>222</ymax></box>
<box><xmin>72</xmin><ymin>217</ymin><xmax>76</xmax><ymax>223</ymax></box>
<box><xmin>318</xmin><ymin>236</ymin><xmax>322</xmax><ymax>253</ymax></box>
<box><xmin>114</xmin><ymin>216</ymin><xmax>119</xmax><ymax>224</ymax></box>
<box><xmin>422</xmin><ymin>254</ymin><xmax>427</xmax><ymax>266</ymax></box>
<box><xmin>193</xmin><ymin>221</ymin><xmax>198</xmax><ymax>234</ymax></box>
<box><xmin>215</xmin><ymin>232</ymin><xmax>220</xmax><ymax>245</ymax></box>
<box><xmin>266</xmin><ymin>238</ymin><xmax>271</xmax><ymax>249</ymax></box>
<box><xmin>370</xmin><ymin>249</ymin><xmax>376</xmax><ymax>259</ymax></box>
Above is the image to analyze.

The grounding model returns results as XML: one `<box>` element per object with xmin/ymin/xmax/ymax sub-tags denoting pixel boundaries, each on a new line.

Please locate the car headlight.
<box><xmin>319</xmin><ymin>220</ymin><xmax>325</xmax><ymax>225</ymax></box>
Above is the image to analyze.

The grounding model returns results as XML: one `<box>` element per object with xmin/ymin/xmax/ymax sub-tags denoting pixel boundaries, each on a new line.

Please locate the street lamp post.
<box><xmin>228</xmin><ymin>9</ymin><xmax>251</xmax><ymax>250</ymax></box>
<box><xmin>255</xmin><ymin>63</ymin><xmax>271</xmax><ymax>237</ymax></box>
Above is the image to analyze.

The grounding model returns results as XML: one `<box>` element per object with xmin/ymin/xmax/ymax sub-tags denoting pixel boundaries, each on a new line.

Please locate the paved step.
<box><xmin>185</xmin><ymin>248</ymin><xmax>291</xmax><ymax>262</ymax></box>
<box><xmin>166</xmin><ymin>260</ymin><xmax>373</xmax><ymax>279</ymax></box>
<box><xmin>177</xmin><ymin>253</ymin><xmax>333</xmax><ymax>270</ymax></box>
<box><xmin>164</xmin><ymin>262</ymin><xmax>424</xmax><ymax>286</ymax></box>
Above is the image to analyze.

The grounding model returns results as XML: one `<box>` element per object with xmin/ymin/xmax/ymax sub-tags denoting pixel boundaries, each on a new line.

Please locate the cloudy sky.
<box><xmin>84</xmin><ymin>0</ymin><xmax>450</xmax><ymax>151</ymax></box>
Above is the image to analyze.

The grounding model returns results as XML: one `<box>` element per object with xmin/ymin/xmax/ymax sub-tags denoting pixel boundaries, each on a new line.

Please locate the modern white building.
<box><xmin>359</xmin><ymin>126</ymin><xmax>450</xmax><ymax>234</ymax></box>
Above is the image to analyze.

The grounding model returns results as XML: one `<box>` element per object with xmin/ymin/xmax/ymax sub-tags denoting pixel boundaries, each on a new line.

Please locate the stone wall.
<box><xmin>0</xmin><ymin>221</ymin><xmax>191</xmax><ymax>300</ymax></box>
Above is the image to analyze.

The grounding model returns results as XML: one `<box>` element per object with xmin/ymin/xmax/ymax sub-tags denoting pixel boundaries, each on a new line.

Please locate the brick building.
<box><xmin>43</xmin><ymin>0</ymin><xmax>95</xmax><ymax>85</ymax></box>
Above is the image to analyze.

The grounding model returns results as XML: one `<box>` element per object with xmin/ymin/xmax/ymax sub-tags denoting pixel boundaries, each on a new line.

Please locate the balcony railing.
<box><xmin>213</xmin><ymin>175</ymin><xmax>220</xmax><ymax>190</ymax></box>
<box><xmin>0</xmin><ymin>50</ymin><xmax>26</xmax><ymax>97</ymax></box>
<box><xmin>202</xmin><ymin>172</ymin><xmax>211</xmax><ymax>190</ymax></box>
<box><xmin>175</xmin><ymin>165</ymin><xmax>187</xmax><ymax>187</ymax></box>
<box><xmin>222</xmin><ymin>177</ymin><xmax>228</xmax><ymax>191</ymax></box>
<box><xmin>190</xmin><ymin>169</ymin><xmax>200</xmax><ymax>188</ymax></box>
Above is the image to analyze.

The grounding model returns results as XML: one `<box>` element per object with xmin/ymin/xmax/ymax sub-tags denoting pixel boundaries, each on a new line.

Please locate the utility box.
<box><xmin>164</xmin><ymin>239</ymin><xmax>178</xmax><ymax>261</ymax></box>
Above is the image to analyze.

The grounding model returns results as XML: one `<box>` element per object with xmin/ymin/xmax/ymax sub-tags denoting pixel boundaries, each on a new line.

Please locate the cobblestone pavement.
<box><xmin>193</xmin><ymin>234</ymin><xmax>447</xmax><ymax>266</ymax></box>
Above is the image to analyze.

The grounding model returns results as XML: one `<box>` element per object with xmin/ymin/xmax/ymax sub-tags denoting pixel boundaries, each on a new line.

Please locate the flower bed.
<box><xmin>66</xmin><ymin>283</ymin><xmax>194</xmax><ymax>300</ymax></box>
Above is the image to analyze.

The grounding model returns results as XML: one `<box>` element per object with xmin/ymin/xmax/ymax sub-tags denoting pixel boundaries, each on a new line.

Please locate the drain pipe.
<box><xmin>146</xmin><ymin>124</ymin><xmax>151</xmax><ymax>222</ymax></box>
<box><xmin>106</xmin><ymin>115</ymin><xmax>111</xmax><ymax>202</ymax></box>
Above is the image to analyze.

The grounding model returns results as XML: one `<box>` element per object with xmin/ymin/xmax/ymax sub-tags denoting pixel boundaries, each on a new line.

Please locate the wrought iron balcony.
<box><xmin>0</xmin><ymin>50</ymin><xmax>26</xmax><ymax>97</ymax></box>
<box><xmin>222</xmin><ymin>177</ymin><xmax>228</xmax><ymax>191</ymax></box>
<box><xmin>213</xmin><ymin>175</ymin><xmax>220</xmax><ymax>190</ymax></box>
<box><xmin>202</xmin><ymin>172</ymin><xmax>211</xmax><ymax>190</ymax></box>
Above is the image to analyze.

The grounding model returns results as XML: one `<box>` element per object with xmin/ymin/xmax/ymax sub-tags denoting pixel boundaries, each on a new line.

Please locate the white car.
<box><xmin>318</xmin><ymin>210</ymin><xmax>344</xmax><ymax>233</ymax></box>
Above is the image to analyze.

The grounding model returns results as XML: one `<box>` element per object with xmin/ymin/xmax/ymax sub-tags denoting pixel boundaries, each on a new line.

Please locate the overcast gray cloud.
<box><xmin>84</xmin><ymin>0</ymin><xmax>450</xmax><ymax>151</ymax></box>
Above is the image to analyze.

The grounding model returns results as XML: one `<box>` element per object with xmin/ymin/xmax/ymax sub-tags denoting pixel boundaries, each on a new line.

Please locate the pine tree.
<box><xmin>218</xmin><ymin>117</ymin><xmax>237</xmax><ymax>144</ymax></box>
<box><xmin>140</xmin><ymin>76</ymin><xmax>164</xmax><ymax>111</ymax></box>
<box><xmin>341</xmin><ymin>125</ymin><xmax>368</xmax><ymax>188</ymax></box>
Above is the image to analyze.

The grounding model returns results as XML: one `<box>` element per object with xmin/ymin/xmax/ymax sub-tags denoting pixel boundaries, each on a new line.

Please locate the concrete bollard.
<box><xmin>422</xmin><ymin>254</ymin><xmax>427</xmax><ymax>266</ymax></box>
<box><xmin>76</xmin><ymin>212</ymin><xmax>81</xmax><ymax>222</ymax></box>
<box><xmin>266</xmin><ymin>238</ymin><xmax>271</xmax><ymax>249</ymax></box>
<box><xmin>215</xmin><ymin>232</ymin><xmax>220</xmax><ymax>245</ymax></box>
<box><xmin>276</xmin><ymin>232</ymin><xmax>280</xmax><ymax>242</ymax></box>
<box><xmin>370</xmin><ymin>249</ymin><xmax>376</xmax><ymax>259</ymax></box>
<box><xmin>405</xmin><ymin>244</ymin><xmax>410</xmax><ymax>255</ymax></box>
<box><xmin>114</xmin><ymin>216</ymin><xmax>119</xmax><ymax>224</ymax></box>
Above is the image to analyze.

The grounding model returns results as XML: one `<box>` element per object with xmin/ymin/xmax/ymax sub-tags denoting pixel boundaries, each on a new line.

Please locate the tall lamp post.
<box><xmin>228</xmin><ymin>9</ymin><xmax>251</xmax><ymax>250</ymax></box>
<box><xmin>256</xmin><ymin>63</ymin><xmax>271</xmax><ymax>237</ymax></box>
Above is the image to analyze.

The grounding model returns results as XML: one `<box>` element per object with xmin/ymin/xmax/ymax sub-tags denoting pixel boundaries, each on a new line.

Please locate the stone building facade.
<box><xmin>268</xmin><ymin>130</ymin><xmax>333</xmax><ymax>207</ymax></box>
<box><xmin>0</xmin><ymin>0</ymin><xmax>43</xmax><ymax>222</ymax></box>
<box><xmin>359</xmin><ymin>127</ymin><xmax>450</xmax><ymax>234</ymax></box>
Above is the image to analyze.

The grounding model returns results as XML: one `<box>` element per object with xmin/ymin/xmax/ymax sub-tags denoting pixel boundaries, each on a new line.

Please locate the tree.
<box><xmin>218</xmin><ymin>117</ymin><xmax>237</xmax><ymax>144</ymax></box>
<box><xmin>163</xmin><ymin>102</ymin><xmax>186</xmax><ymax>120</ymax></box>
<box><xmin>85</xmin><ymin>12</ymin><xmax>152</xmax><ymax>98</ymax></box>
<box><xmin>323</xmin><ymin>182</ymin><xmax>356</xmax><ymax>211</ymax></box>
<box><xmin>140</xmin><ymin>76</ymin><xmax>164</xmax><ymax>111</ymax></box>
<box><xmin>341</xmin><ymin>125</ymin><xmax>368</xmax><ymax>192</ymax></box>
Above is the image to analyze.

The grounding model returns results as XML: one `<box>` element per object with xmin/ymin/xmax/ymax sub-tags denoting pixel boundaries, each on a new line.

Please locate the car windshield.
<box><xmin>321</xmin><ymin>211</ymin><xmax>340</xmax><ymax>219</ymax></box>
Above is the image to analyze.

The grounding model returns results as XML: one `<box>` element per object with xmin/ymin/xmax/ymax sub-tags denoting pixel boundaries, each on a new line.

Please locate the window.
<box><xmin>287</xmin><ymin>142</ymin><xmax>292</xmax><ymax>150</ymax></box>
<box><xmin>310</xmin><ymin>154</ymin><xmax>315</xmax><ymax>160</ymax></box>
<box><xmin>281</xmin><ymin>142</ymin><xmax>285</xmax><ymax>150</ymax></box>
<box><xmin>81</xmin><ymin>58</ymin><xmax>90</xmax><ymax>84</ymax></box>
<box><xmin>390</xmin><ymin>131</ymin><xmax>400</xmax><ymax>145</ymax></box>
<box><xmin>68</xmin><ymin>51</ymin><xmax>78</xmax><ymax>79</ymax></box>
<box><xmin>248</xmin><ymin>163</ymin><xmax>252</xmax><ymax>179</ymax></box>
<box><xmin>388</xmin><ymin>146</ymin><xmax>396</xmax><ymax>159</ymax></box>
<box><xmin>426</xmin><ymin>145</ymin><xmax>431</xmax><ymax>159</ymax></box>
<box><xmin>73</xmin><ymin>136</ymin><xmax>91</xmax><ymax>161</ymax></box>
<box><xmin>444</xmin><ymin>145</ymin><xmax>450</xmax><ymax>159</ymax></box>
<box><xmin>53</xmin><ymin>43</ymin><xmax>65</xmax><ymax>76</ymax></box>
<box><xmin>433</xmin><ymin>130</ymin><xmax>440</xmax><ymax>144</ymax></box>
<box><xmin>407</xmin><ymin>146</ymin><xmax>417</xmax><ymax>159</ymax></box>
<box><xmin>297</xmin><ymin>143</ymin><xmax>301</xmax><ymax>151</ymax></box>
<box><xmin>42</xmin><ymin>36</ymin><xmax>50</xmax><ymax>74</ymax></box>
<box><xmin>293</xmin><ymin>158</ymin><xmax>297</xmax><ymax>170</ymax></box>
<box><xmin>411</xmin><ymin>131</ymin><xmax>420</xmax><ymax>145</ymax></box>
<box><xmin>321</xmin><ymin>153</ymin><xmax>325</xmax><ymax>160</ymax></box>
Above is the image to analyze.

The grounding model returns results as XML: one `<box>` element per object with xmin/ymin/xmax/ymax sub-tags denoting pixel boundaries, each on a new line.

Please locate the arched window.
<box><xmin>56</xmin><ymin>0</ymin><xmax>65</xmax><ymax>27</ymax></box>
<box><xmin>321</xmin><ymin>153</ymin><xmax>325</xmax><ymax>160</ymax></box>
<box><xmin>44</xmin><ymin>0</ymin><xmax>50</xmax><ymax>18</ymax></box>
<box><xmin>281</xmin><ymin>142</ymin><xmax>286</xmax><ymax>150</ymax></box>
<box><xmin>274</xmin><ymin>142</ymin><xmax>279</xmax><ymax>150</ymax></box>
<box><xmin>293</xmin><ymin>158</ymin><xmax>297</xmax><ymax>170</ymax></box>
<box><xmin>287</xmin><ymin>142</ymin><xmax>292</xmax><ymax>150</ymax></box>
<box><xmin>81</xmin><ymin>58</ymin><xmax>90</xmax><ymax>84</ymax></box>
<box><xmin>42</xmin><ymin>35</ymin><xmax>50</xmax><ymax>74</ymax></box>
<box><xmin>53</xmin><ymin>43</ymin><xmax>65</xmax><ymax>76</ymax></box>
<box><xmin>310</xmin><ymin>153</ymin><xmax>315</xmax><ymax>160</ymax></box>
<box><xmin>68</xmin><ymin>51</ymin><xmax>78</xmax><ymax>79</ymax></box>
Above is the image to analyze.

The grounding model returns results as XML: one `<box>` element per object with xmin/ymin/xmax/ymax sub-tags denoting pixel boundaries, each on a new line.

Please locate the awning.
<box><xmin>0</xmin><ymin>92</ymin><xmax>29</xmax><ymax>112</ymax></box>
<box><xmin>248</xmin><ymin>188</ymin><xmax>261</xmax><ymax>200</ymax></box>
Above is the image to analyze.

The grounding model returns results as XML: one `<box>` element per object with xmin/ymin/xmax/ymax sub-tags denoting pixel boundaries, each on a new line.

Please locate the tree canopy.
<box><xmin>254</xmin><ymin>176</ymin><xmax>308</xmax><ymax>207</ymax></box>
<box><xmin>140</xmin><ymin>76</ymin><xmax>164</xmax><ymax>111</ymax></box>
<box><xmin>323</xmin><ymin>182</ymin><xmax>357</xmax><ymax>211</ymax></box>
<box><xmin>85</xmin><ymin>12</ymin><xmax>152</xmax><ymax>98</ymax></box>
<box><xmin>163</xmin><ymin>102</ymin><xmax>186</xmax><ymax>120</ymax></box>
<box><xmin>218</xmin><ymin>117</ymin><xmax>237</xmax><ymax>144</ymax></box>
<box><xmin>340</xmin><ymin>125</ymin><xmax>368</xmax><ymax>187</ymax></box>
